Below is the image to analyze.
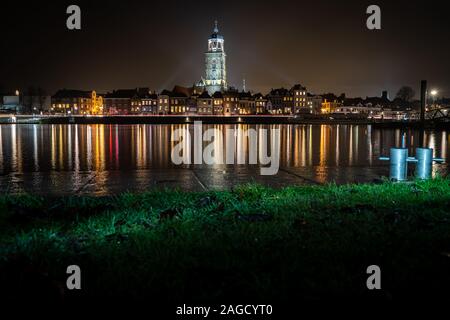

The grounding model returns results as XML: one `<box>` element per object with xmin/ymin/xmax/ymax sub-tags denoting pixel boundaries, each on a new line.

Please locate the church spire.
<box><xmin>214</xmin><ymin>20</ymin><xmax>219</xmax><ymax>33</ymax></box>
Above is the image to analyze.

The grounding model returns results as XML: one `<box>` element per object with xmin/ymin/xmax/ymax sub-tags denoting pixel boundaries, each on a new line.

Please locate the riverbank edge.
<box><xmin>1</xmin><ymin>179</ymin><xmax>450</xmax><ymax>304</ymax></box>
<box><xmin>1</xmin><ymin>115</ymin><xmax>449</xmax><ymax>128</ymax></box>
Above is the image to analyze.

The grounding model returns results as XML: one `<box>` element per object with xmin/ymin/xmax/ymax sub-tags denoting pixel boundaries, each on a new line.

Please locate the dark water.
<box><xmin>0</xmin><ymin>124</ymin><xmax>448</xmax><ymax>194</ymax></box>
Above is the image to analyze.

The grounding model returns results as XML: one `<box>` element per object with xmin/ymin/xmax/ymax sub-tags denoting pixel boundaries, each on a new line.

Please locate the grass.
<box><xmin>1</xmin><ymin>179</ymin><xmax>450</xmax><ymax>305</ymax></box>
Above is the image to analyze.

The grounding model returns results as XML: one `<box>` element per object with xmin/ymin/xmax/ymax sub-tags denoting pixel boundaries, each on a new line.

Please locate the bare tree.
<box><xmin>25</xmin><ymin>86</ymin><xmax>37</xmax><ymax>113</ymax></box>
<box><xmin>396</xmin><ymin>86</ymin><xmax>415</xmax><ymax>102</ymax></box>
<box><xmin>37</xmin><ymin>87</ymin><xmax>46</xmax><ymax>113</ymax></box>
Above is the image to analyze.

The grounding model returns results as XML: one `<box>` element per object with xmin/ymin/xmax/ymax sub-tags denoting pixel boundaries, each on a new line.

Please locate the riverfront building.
<box><xmin>51</xmin><ymin>90</ymin><xmax>102</xmax><ymax>115</ymax></box>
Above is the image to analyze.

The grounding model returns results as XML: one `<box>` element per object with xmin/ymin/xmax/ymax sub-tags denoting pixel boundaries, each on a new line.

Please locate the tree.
<box><xmin>37</xmin><ymin>87</ymin><xmax>47</xmax><ymax>113</ymax></box>
<box><xmin>396</xmin><ymin>86</ymin><xmax>415</xmax><ymax>102</ymax></box>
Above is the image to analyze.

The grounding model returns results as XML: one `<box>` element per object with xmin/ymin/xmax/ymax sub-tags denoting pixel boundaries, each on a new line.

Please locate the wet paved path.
<box><xmin>0</xmin><ymin>166</ymin><xmax>391</xmax><ymax>196</ymax></box>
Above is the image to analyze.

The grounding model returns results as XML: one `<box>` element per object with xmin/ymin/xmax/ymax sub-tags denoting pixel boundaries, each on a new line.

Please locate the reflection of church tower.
<box><xmin>204</xmin><ymin>21</ymin><xmax>227</xmax><ymax>94</ymax></box>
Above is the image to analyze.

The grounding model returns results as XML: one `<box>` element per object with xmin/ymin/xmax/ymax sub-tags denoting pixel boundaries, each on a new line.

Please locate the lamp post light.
<box><xmin>430</xmin><ymin>90</ymin><xmax>438</xmax><ymax>106</ymax></box>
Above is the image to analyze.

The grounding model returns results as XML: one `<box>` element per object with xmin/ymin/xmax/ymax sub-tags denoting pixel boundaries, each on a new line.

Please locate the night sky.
<box><xmin>1</xmin><ymin>0</ymin><xmax>449</xmax><ymax>98</ymax></box>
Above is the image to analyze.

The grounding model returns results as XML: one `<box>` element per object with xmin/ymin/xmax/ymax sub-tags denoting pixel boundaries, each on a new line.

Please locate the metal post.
<box><xmin>420</xmin><ymin>80</ymin><xmax>427</xmax><ymax>147</ymax></box>
<box><xmin>414</xmin><ymin>148</ymin><xmax>445</xmax><ymax>179</ymax></box>
<box><xmin>420</xmin><ymin>80</ymin><xmax>427</xmax><ymax>126</ymax></box>
<box><xmin>389</xmin><ymin>148</ymin><xmax>408</xmax><ymax>181</ymax></box>
<box><xmin>415</xmin><ymin>148</ymin><xmax>433</xmax><ymax>179</ymax></box>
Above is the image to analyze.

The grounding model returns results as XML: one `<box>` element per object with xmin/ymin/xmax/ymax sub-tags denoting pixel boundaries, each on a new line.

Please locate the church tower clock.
<box><xmin>204</xmin><ymin>21</ymin><xmax>227</xmax><ymax>94</ymax></box>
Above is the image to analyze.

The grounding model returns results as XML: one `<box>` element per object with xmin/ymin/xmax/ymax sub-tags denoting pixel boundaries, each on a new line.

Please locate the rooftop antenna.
<box><xmin>243</xmin><ymin>76</ymin><xmax>246</xmax><ymax>92</ymax></box>
<box><xmin>214</xmin><ymin>20</ymin><xmax>219</xmax><ymax>33</ymax></box>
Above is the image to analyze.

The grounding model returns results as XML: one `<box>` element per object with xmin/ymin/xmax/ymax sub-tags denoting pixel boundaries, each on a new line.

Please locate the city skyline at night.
<box><xmin>1</xmin><ymin>0</ymin><xmax>449</xmax><ymax>98</ymax></box>
<box><xmin>2</xmin><ymin>1</ymin><xmax>450</xmax><ymax>311</ymax></box>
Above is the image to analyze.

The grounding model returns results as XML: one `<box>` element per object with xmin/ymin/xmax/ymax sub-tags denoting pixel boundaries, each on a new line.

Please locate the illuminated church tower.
<box><xmin>204</xmin><ymin>21</ymin><xmax>227</xmax><ymax>94</ymax></box>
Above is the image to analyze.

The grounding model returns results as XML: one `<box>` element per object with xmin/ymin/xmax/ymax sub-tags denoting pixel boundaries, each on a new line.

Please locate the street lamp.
<box><xmin>430</xmin><ymin>90</ymin><xmax>438</xmax><ymax>106</ymax></box>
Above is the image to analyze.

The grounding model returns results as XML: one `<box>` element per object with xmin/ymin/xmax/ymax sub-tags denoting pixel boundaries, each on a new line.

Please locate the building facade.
<box><xmin>222</xmin><ymin>90</ymin><xmax>239</xmax><ymax>115</ymax></box>
<box><xmin>267</xmin><ymin>88</ymin><xmax>292</xmax><ymax>114</ymax></box>
<box><xmin>212</xmin><ymin>91</ymin><xmax>224</xmax><ymax>114</ymax></box>
<box><xmin>51</xmin><ymin>90</ymin><xmax>101</xmax><ymax>115</ymax></box>
<box><xmin>321</xmin><ymin>99</ymin><xmax>342</xmax><ymax>114</ymax></box>
<box><xmin>131</xmin><ymin>88</ymin><xmax>158</xmax><ymax>114</ymax></box>
<box><xmin>104</xmin><ymin>89</ymin><xmax>136</xmax><ymax>115</ymax></box>
<box><xmin>254</xmin><ymin>93</ymin><xmax>268</xmax><ymax>114</ymax></box>
<box><xmin>292</xmin><ymin>84</ymin><xmax>308</xmax><ymax>113</ymax></box>
<box><xmin>197</xmin><ymin>91</ymin><xmax>213</xmax><ymax>114</ymax></box>
<box><xmin>307</xmin><ymin>94</ymin><xmax>323</xmax><ymax>114</ymax></box>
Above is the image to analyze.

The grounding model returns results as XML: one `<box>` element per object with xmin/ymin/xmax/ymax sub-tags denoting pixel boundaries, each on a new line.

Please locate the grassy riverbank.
<box><xmin>1</xmin><ymin>179</ymin><xmax>450</xmax><ymax>306</ymax></box>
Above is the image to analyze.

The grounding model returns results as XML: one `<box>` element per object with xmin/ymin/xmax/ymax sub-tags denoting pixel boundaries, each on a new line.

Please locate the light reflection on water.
<box><xmin>0</xmin><ymin>124</ymin><xmax>448</xmax><ymax>186</ymax></box>
<box><xmin>0</xmin><ymin>124</ymin><xmax>449</xmax><ymax>172</ymax></box>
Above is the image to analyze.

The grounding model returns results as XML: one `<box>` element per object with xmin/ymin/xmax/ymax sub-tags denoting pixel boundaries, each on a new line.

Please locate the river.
<box><xmin>0</xmin><ymin>124</ymin><xmax>448</xmax><ymax>195</ymax></box>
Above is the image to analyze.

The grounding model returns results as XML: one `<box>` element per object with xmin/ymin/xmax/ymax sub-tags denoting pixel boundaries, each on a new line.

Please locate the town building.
<box><xmin>222</xmin><ymin>90</ymin><xmax>240</xmax><ymax>115</ymax></box>
<box><xmin>157</xmin><ymin>90</ymin><xmax>171</xmax><ymax>115</ymax></box>
<box><xmin>267</xmin><ymin>88</ymin><xmax>292</xmax><ymax>114</ymax></box>
<box><xmin>254</xmin><ymin>93</ymin><xmax>268</xmax><ymax>114</ymax></box>
<box><xmin>307</xmin><ymin>94</ymin><xmax>323</xmax><ymax>114</ymax></box>
<box><xmin>131</xmin><ymin>88</ymin><xmax>158</xmax><ymax>114</ymax></box>
<box><xmin>197</xmin><ymin>91</ymin><xmax>213</xmax><ymax>114</ymax></box>
<box><xmin>186</xmin><ymin>96</ymin><xmax>198</xmax><ymax>114</ymax></box>
<box><xmin>170</xmin><ymin>92</ymin><xmax>188</xmax><ymax>114</ymax></box>
<box><xmin>321</xmin><ymin>99</ymin><xmax>342</xmax><ymax>114</ymax></box>
<box><xmin>51</xmin><ymin>89</ymin><xmax>102</xmax><ymax>115</ymax></box>
<box><xmin>212</xmin><ymin>91</ymin><xmax>224</xmax><ymax>115</ymax></box>
<box><xmin>104</xmin><ymin>89</ymin><xmax>135</xmax><ymax>115</ymax></box>
<box><xmin>291</xmin><ymin>84</ymin><xmax>308</xmax><ymax>113</ymax></box>
<box><xmin>238</xmin><ymin>91</ymin><xmax>255</xmax><ymax>115</ymax></box>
